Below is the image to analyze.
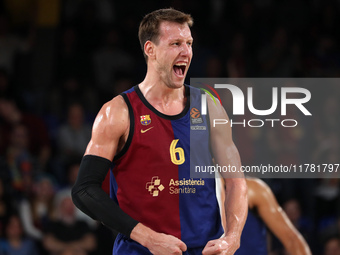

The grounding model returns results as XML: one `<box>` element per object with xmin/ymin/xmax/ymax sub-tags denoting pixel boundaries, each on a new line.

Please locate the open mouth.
<box><xmin>173</xmin><ymin>63</ymin><xmax>187</xmax><ymax>76</ymax></box>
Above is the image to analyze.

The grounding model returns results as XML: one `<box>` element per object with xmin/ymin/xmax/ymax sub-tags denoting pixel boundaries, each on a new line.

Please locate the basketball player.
<box><xmin>218</xmin><ymin>177</ymin><xmax>311</xmax><ymax>255</ymax></box>
<box><xmin>72</xmin><ymin>8</ymin><xmax>247</xmax><ymax>255</ymax></box>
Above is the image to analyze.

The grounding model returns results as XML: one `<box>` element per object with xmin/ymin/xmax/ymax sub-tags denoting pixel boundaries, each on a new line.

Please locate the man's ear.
<box><xmin>144</xmin><ymin>41</ymin><xmax>155</xmax><ymax>60</ymax></box>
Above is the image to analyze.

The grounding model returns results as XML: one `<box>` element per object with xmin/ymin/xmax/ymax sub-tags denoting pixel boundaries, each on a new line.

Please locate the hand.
<box><xmin>131</xmin><ymin>223</ymin><xmax>187</xmax><ymax>255</ymax></box>
<box><xmin>202</xmin><ymin>236</ymin><xmax>240</xmax><ymax>255</ymax></box>
<box><xmin>147</xmin><ymin>233</ymin><xmax>187</xmax><ymax>255</ymax></box>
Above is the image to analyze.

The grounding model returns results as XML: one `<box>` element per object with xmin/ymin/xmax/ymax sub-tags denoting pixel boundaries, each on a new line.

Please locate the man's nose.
<box><xmin>180</xmin><ymin>44</ymin><xmax>191</xmax><ymax>56</ymax></box>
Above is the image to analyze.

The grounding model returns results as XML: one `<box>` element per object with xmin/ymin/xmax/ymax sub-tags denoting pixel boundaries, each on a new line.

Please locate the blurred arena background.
<box><xmin>0</xmin><ymin>0</ymin><xmax>339</xmax><ymax>254</ymax></box>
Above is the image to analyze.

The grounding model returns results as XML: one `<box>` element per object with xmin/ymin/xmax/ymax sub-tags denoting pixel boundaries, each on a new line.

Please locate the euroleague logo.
<box><xmin>190</xmin><ymin>108</ymin><xmax>201</xmax><ymax>119</ymax></box>
<box><xmin>190</xmin><ymin>107</ymin><xmax>203</xmax><ymax>125</ymax></box>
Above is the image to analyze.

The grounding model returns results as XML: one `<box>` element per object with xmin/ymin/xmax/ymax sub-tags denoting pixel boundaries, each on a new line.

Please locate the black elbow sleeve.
<box><xmin>71</xmin><ymin>155</ymin><xmax>139</xmax><ymax>237</ymax></box>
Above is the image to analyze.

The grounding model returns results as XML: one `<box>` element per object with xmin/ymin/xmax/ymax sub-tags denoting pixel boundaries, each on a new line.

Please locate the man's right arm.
<box><xmin>71</xmin><ymin>96</ymin><xmax>139</xmax><ymax>236</ymax></box>
<box><xmin>71</xmin><ymin>96</ymin><xmax>187</xmax><ymax>255</ymax></box>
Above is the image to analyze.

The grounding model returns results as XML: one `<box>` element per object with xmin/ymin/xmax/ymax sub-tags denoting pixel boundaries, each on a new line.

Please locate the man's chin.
<box><xmin>168</xmin><ymin>82</ymin><xmax>184</xmax><ymax>89</ymax></box>
<box><xmin>171</xmin><ymin>77</ymin><xmax>186</xmax><ymax>88</ymax></box>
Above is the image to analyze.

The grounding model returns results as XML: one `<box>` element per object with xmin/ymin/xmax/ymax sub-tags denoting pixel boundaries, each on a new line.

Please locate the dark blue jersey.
<box><xmin>235</xmin><ymin>209</ymin><xmax>267</xmax><ymax>255</ymax></box>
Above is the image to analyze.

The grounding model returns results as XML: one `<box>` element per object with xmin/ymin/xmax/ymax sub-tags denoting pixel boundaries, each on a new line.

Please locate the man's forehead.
<box><xmin>159</xmin><ymin>21</ymin><xmax>192</xmax><ymax>40</ymax></box>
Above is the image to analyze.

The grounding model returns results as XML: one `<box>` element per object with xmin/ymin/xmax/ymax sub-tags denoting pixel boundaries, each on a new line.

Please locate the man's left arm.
<box><xmin>202</xmin><ymin>96</ymin><xmax>248</xmax><ymax>255</ymax></box>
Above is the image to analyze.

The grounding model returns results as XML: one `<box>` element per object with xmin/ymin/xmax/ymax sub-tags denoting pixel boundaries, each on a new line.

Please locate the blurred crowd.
<box><xmin>0</xmin><ymin>0</ymin><xmax>340</xmax><ymax>255</ymax></box>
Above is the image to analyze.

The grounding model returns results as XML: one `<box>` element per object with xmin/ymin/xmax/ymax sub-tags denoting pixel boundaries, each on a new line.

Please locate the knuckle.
<box><xmin>170</xmin><ymin>247</ymin><xmax>179</xmax><ymax>253</ymax></box>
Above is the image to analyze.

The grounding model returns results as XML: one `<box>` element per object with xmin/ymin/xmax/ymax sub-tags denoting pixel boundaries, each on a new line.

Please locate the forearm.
<box><xmin>223</xmin><ymin>178</ymin><xmax>248</xmax><ymax>240</ymax></box>
<box><xmin>130</xmin><ymin>223</ymin><xmax>155</xmax><ymax>248</ymax></box>
<box><xmin>284</xmin><ymin>233</ymin><xmax>311</xmax><ymax>255</ymax></box>
<box><xmin>130</xmin><ymin>223</ymin><xmax>187</xmax><ymax>254</ymax></box>
<box><xmin>71</xmin><ymin>155</ymin><xmax>139</xmax><ymax>237</ymax></box>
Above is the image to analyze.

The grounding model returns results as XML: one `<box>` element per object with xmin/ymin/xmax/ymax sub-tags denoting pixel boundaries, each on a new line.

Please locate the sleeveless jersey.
<box><xmin>235</xmin><ymin>209</ymin><xmax>268</xmax><ymax>255</ymax></box>
<box><xmin>110</xmin><ymin>85</ymin><xmax>223</xmax><ymax>254</ymax></box>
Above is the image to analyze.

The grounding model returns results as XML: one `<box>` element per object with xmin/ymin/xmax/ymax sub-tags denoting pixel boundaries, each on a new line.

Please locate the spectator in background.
<box><xmin>319</xmin><ymin>219</ymin><xmax>340</xmax><ymax>255</ymax></box>
<box><xmin>0</xmin><ymin>98</ymin><xmax>51</xmax><ymax>172</ymax></box>
<box><xmin>4</xmin><ymin>123</ymin><xmax>35</xmax><ymax>199</ymax></box>
<box><xmin>56</xmin><ymin>103</ymin><xmax>91</xmax><ymax>183</ymax></box>
<box><xmin>0</xmin><ymin>14</ymin><xmax>34</xmax><ymax>75</ymax></box>
<box><xmin>0</xmin><ymin>69</ymin><xmax>19</xmax><ymax>101</ymax></box>
<box><xmin>92</xmin><ymin>27</ymin><xmax>134</xmax><ymax>102</ymax></box>
<box><xmin>258</xmin><ymin>27</ymin><xmax>296</xmax><ymax>77</ymax></box>
<box><xmin>314</xmin><ymin>146</ymin><xmax>339</xmax><ymax>231</ymax></box>
<box><xmin>47</xmin><ymin>77</ymin><xmax>99</xmax><ymax>123</ymax></box>
<box><xmin>0</xmin><ymin>214</ymin><xmax>39</xmax><ymax>255</ymax></box>
<box><xmin>205</xmin><ymin>55</ymin><xmax>224</xmax><ymax>77</ymax></box>
<box><xmin>283</xmin><ymin>199</ymin><xmax>314</xmax><ymax>246</ymax></box>
<box><xmin>112</xmin><ymin>73</ymin><xmax>134</xmax><ymax>96</ymax></box>
<box><xmin>57</xmin><ymin>159</ymin><xmax>96</xmax><ymax>229</ymax></box>
<box><xmin>18</xmin><ymin>174</ymin><xmax>56</xmax><ymax>242</ymax></box>
<box><xmin>323</xmin><ymin>237</ymin><xmax>340</xmax><ymax>255</ymax></box>
<box><xmin>55</xmin><ymin>27</ymin><xmax>81</xmax><ymax>82</ymax></box>
<box><xmin>57</xmin><ymin>102</ymin><xmax>91</xmax><ymax>158</ymax></box>
<box><xmin>313</xmin><ymin>95</ymin><xmax>340</xmax><ymax>156</ymax></box>
<box><xmin>43</xmin><ymin>190</ymin><xmax>96</xmax><ymax>255</ymax></box>
<box><xmin>226</xmin><ymin>32</ymin><xmax>248</xmax><ymax>77</ymax></box>
<box><xmin>309</xmin><ymin>35</ymin><xmax>340</xmax><ymax>77</ymax></box>
<box><xmin>56</xmin><ymin>159</ymin><xmax>113</xmax><ymax>254</ymax></box>
<box><xmin>0</xmin><ymin>178</ymin><xmax>15</xmax><ymax>238</ymax></box>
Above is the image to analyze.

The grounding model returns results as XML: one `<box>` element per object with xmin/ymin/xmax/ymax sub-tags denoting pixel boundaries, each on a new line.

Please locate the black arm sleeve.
<box><xmin>71</xmin><ymin>155</ymin><xmax>139</xmax><ymax>237</ymax></box>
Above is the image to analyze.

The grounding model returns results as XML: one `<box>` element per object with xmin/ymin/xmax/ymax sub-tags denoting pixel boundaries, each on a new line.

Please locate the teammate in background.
<box><xmin>218</xmin><ymin>177</ymin><xmax>311</xmax><ymax>255</ymax></box>
<box><xmin>72</xmin><ymin>8</ymin><xmax>247</xmax><ymax>255</ymax></box>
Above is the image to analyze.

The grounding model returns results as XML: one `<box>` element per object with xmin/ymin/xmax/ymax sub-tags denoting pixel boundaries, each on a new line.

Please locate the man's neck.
<box><xmin>139</xmin><ymin>75</ymin><xmax>186</xmax><ymax>116</ymax></box>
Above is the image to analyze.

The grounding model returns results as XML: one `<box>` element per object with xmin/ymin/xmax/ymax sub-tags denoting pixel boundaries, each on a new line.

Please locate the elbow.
<box><xmin>71</xmin><ymin>184</ymin><xmax>80</xmax><ymax>204</ymax></box>
<box><xmin>71</xmin><ymin>183</ymin><xmax>85</xmax><ymax>210</ymax></box>
<box><xmin>71</xmin><ymin>183</ymin><xmax>98</xmax><ymax>221</ymax></box>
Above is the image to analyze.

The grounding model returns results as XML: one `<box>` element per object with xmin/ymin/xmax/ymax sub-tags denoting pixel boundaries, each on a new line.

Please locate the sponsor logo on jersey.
<box><xmin>169</xmin><ymin>178</ymin><xmax>205</xmax><ymax>194</ymax></box>
<box><xmin>145</xmin><ymin>177</ymin><xmax>205</xmax><ymax>196</ymax></box>
<box><xmin>140</xmin><ymin>115</ymin><xmax>151</xmax><ymax>125</ymax></box>
<box><xmin>146</xmin><ymin>176</ymin><xmax>164</xmax><ymax>197</ymax></box>
<box><xmin>190</xmin><ymin>108</ymin><xmax>203</xmax><ymax>125</ymax></box>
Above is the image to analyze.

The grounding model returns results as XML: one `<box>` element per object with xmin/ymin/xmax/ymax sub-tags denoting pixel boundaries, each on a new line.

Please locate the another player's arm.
<box><xmin>247</xmin><ymin>178</ymin><xmax>312</xmax><ymax>255</ymax></box>
<box><xmin>202</xmin><ymin>95</ymin><xmax>248</xmax><ymax>255</ymax></box>
<box><xmin>72</xmin><ymin>96</ymin><xmax>187</xmax><ymax>255</ymax></box>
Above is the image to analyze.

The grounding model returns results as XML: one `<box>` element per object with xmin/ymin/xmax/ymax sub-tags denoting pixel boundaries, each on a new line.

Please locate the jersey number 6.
<box><xmin>170</xmin><ymin>139</ymin><xmax>185</xmax><ymax>165</ymax></box>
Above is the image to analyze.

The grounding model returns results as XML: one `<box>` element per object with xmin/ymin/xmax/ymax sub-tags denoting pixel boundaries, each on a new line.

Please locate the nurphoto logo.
<box><xmin>199</xmin><ymin>82</ymin><xmax>312</xmax><ymax>128</ymax></box>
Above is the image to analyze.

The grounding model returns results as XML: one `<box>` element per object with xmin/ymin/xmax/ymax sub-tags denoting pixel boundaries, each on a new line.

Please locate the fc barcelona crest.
<box><xmin>140</xmin><ymin>115</ymin><xmax>151</xmax><ymax>125</ymax></box>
